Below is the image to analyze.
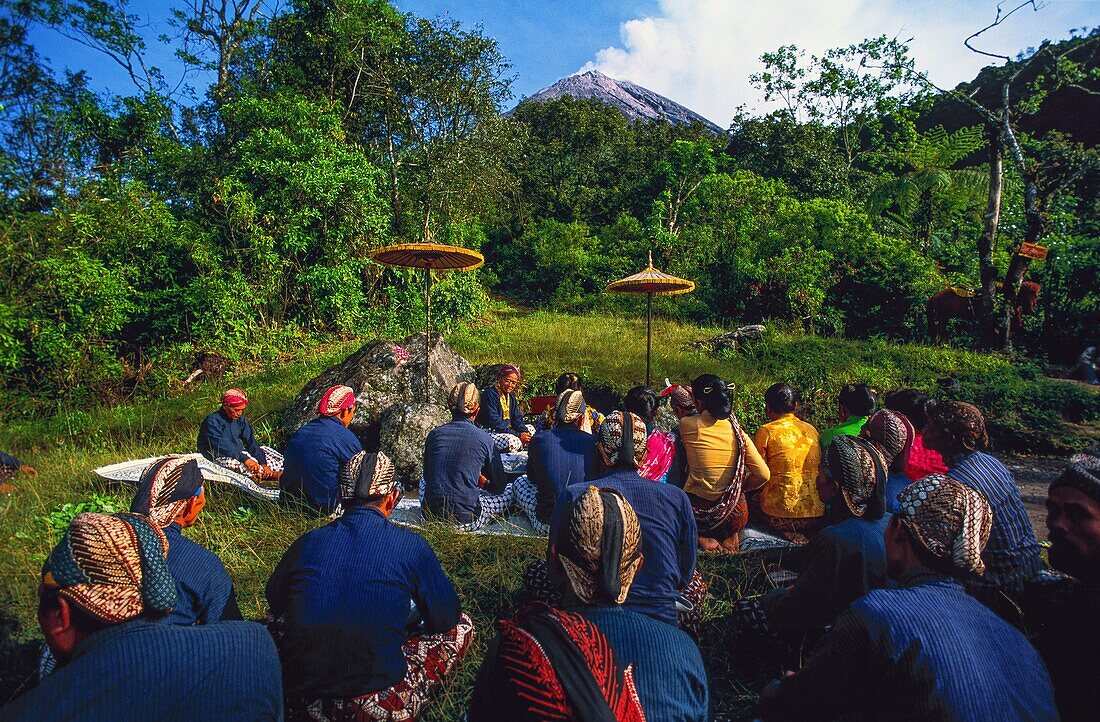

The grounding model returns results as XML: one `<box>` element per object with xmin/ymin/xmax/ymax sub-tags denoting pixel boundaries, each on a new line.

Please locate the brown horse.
<box><xmin>926</xmin><ymin>282</ymin><xmax>1041</xmax><ymax>342</ymax></box>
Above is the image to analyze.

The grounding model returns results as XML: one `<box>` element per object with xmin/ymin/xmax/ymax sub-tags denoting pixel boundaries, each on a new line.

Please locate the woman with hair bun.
<box><xmin>624</xmin><ymin>386</ymin><xmax>676</xmax><ymax>483</ymax></box>
<box><xmin>680</xmin><ymin>374</ymin><xmax>770</xmax><ymax>552</ymax></box>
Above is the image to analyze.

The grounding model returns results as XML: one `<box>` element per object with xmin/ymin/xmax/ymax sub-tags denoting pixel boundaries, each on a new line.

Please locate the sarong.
<box><xmin>746</xmin><ymin>493</ymin><xmax>823</xmax><ymax>545</ymax></box>
<box><xmin>512</xmin><ymin>475</ymin><xmax>549</xmax><ymax>535</ymax></box>
<box><xmin>689</xmin><ymin>418</ymin><xmax>748</xmax><ymax>538</ymax></box>
<box><xmin>215</xmin><ymin>445</ymin><xmax>283</xmax><ymax>483</ymax></box>
<box><xmin>418</xmin><ymin>479</ymin><xmax>515</xmax><ymax>532</ymax></box>
<box><xmin>285</xmin><ymin>613</ymin><xmax>474</xmax><ymax>722</ymax></box>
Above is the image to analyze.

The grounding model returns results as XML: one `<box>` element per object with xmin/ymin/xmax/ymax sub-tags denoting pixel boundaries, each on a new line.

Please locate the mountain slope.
<box><xmin>512</xmin><ymin>70</ymin><xmax>725</xmax><ymax>134</ymax></box>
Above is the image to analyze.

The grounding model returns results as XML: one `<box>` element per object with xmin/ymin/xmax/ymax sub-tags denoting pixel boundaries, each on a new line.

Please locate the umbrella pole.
<box><xmin>646</xmin><ymin>292</ymin><xmax>652</xmax><ymax>388</ymax></box>
<box><xmin>425</xmin><ymin>268</ymin><xmax>432</xmax><ymax>404</ymax></box>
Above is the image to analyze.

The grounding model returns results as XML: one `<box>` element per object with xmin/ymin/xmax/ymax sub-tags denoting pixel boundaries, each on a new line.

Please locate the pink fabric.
<box><xmin>639</xmin><ymin>431</ymin><xmax>676</xmax><ymax>481</ymax></box>
<box><xmin>904</xmin><ymin>433</ymin><xmax>949</xmax><ymax>481</ymax></box>
<box><xmin>317</xmin><ymin>385</ymin><xmax>356</xmax><ymax>417</ymax></box>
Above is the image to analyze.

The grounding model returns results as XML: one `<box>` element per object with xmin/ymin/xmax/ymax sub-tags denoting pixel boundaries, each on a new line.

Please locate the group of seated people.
<box><xmin>5</xmin><ymin>366</ymin><xmax>1100</xmax><ymax>721</ymax></box>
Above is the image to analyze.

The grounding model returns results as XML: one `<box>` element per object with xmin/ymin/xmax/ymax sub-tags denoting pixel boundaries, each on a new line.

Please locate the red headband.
<box><xmin>221</xmin><ymin>388</ymin><xmax>248</xmax><ymax>407</ymax></box>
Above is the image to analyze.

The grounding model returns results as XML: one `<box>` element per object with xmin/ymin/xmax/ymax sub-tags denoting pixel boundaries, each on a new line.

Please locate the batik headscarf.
<box><xmin>130</xmin><ymin>455</ymin><xmax>204</xmax><ymax>527</ymax></box>
<box><xmin>926</xmin><ymin>400</ymin><xmax>989</xmax><ymax>452</ymax></box>
<box><xmin>338</xmin><ymin>450</ymin><xmax>398</xmax><ymax>504</ymax></box>
<box><xmin>555</xmin><ymin>389</ymin><xmax>587</xmax><ymax>425</ymax></box>
<box><xmin>318</xmin><ymin>384</ymin><xmax>356</xmax><ymax>417</ymax></box>
<box><xmin>450</xmin><ymin>381</ymin><xmax>480</xmax><ymax>416</ymax></box>
<box><xmin>1050</xmin><ymin>446</ymin><xmax>1100</xmax><ymax>504</ymax></box>
<box><xmin>557</xmin><ymin>486</ymin><xmax>642</xmax><ymax>605</ymax></box>
<box><xmin>861</xmin><ymin>409</ymin><xmax>914</xmax><ymax>472</ymax></box>
<box><xmin>41</xmin><ymin>512</ymin><xmax>177</xmax><ymax>625</ymax></box>
<box><xmin>596</xmin><ymin>411</ymin><xmax>648</xmax><ymax>469</ymax></box>
<box><xmin>897</xmin><ymin>473</ymin><xmax>993</xmax><ymax>577</ymax></box>
<box><xmin>825</xmin><ymin>435</ymin><xmax>887</xmax><ymax>519</ymax></box>
<box><xmin>221</xmin><ymin>388</ymin><xmax>248</xmax><ymax>407</ymax></box>
<box><xmin>662</xmin><ymin>383</ymin><xmax>696</xmax><ymax>415</ymax></box>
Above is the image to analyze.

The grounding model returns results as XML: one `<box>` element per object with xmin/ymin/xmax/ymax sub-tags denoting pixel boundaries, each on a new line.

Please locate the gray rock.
<box><xmin>279</xmin><ymin>332</ymin><xmax>474</xmax><ymax>447</ymax></box>
<box><xmin>685</xmin><ymin>324</ymin><xmax>768</xmax><ymax>354</ymax></box>
<box><xmin>379</xmin><ymin>403</ymin><xmax>452</xmax><ymax>488</ymax></box>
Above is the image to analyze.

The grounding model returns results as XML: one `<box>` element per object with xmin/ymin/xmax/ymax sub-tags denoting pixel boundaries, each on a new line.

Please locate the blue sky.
<box><xmin>26</xmin><ymin>1</ymin><xmax>1100</xmax><ymax>127</ymax></box>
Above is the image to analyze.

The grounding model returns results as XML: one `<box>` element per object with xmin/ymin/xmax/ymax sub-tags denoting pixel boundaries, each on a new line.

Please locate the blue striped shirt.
<box><xmin>163</xmin><ymin>523</ymin><xmax>241</xmax><ymax>626</ymax></box>
<box><xmin>947</xmin><ymin>451</ymin><xmax>1044</xmax><ymax>591</ymax></box>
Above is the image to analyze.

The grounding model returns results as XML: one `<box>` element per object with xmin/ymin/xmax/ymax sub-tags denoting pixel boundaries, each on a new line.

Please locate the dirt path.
<box><xmin>1002</xmin><ymin>454</ymin><xmax>1066</xmax><ymax>541</ymax></box>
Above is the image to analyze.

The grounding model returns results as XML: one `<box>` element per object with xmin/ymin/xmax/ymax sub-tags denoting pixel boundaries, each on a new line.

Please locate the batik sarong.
<box><xmin>485</xmin><ymin>424</ymin><xmax>535</xmax><ymax>453</ymax></box>
<box><xmin>746</xmin><ymin>493</ymin><xmax>823</xmax><ymax>545</ymax></box>
<box><xmin>418</xmin><ymin>479</ymin><xmax>515</xmax><ymax>532</ymax></box>
<box><xmin>512</xmin><ymin>475</ymin><xmax>550</xmax><ymax>535</ymax></box>
<box><xmin>285</xmin><ymin>613</ymin><xmax>474</xmax><ymax>722</ymax></box>
<box><xmin>690</xmin><ymin>418</ymin><xmax>749</xmax><ymax>538</ymax></box>
<box><xmin>215</xmin><ymin>445</ymin><xmax>283</xmax><ymax>484</ymax></box>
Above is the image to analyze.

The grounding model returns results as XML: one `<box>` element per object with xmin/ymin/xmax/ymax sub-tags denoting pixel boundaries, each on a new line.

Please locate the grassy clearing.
<box><xmin>0</xmin><ymin>307</ymin><xmax>1096</xmax><ymax>716</ymax></box>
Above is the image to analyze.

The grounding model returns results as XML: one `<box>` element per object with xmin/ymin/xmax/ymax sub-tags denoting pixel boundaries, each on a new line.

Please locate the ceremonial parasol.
<box><xmin>369</xmin><ymin>242</ymin><xmax>484</xmax><ymax>402</ymax></box>
<box><xmin>606</xmin><ymin>251</ymin><xmax>695</xmax><ymax>387</ymax></box>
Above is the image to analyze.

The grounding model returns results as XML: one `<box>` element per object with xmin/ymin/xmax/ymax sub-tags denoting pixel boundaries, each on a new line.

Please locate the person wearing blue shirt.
<box><xmin>760</xmin><ymin>474</ymin><xmax>1057</xmax><ymax>721</ymax></box>
<box><xmin>0</xmin><ymin>449</ymin><xmax>36</xmax><ymax>494</ymax></box>
<box><xmin>197</xmin><ymin>387</ymin><xmax>282</xmax><ymax>482</ymax></box>
<box><xmin>551</xmin><ymin>411</ymin><xmax>699</xmax><ymax>629</ymax></box>
<box><xmin>476</xmin><ymin>364</ymin><xmax>533</xmax><ymax>452</ymax></box>
<box><xmin>268</xmin><ymin>451</ymin><xmax>474</xmax><ymax>720</ymax></box>
<box><xmin>514</xmin><ymin>389</ymin><xmax>599</xmax><ymax>534</ymax></box>
<box><xmin>422</xmin><ymin>382</ymin><xmax>515</xmax><ymax>531</ymax></box>
<box><xmin>280</xmin><ymin>384</ymin><xmax>363</xmax><ymax>515</ymax></box>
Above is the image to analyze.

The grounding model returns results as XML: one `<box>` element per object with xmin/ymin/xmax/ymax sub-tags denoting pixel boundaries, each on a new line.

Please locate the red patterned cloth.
<box><xmin>638</xmin><ymin>431</ymin><xmax>676</xmax><ymax>482</ymax></box>
<box><xmin>904</xmin><ymin>433</ymin><xmax>949</xmax><ymax>482</ymax></box>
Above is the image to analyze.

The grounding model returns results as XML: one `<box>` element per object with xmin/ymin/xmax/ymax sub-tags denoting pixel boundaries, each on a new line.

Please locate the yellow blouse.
<box><xmin>754</xmin><ymin>413</ymin><xmax>824</xmax><ymax>518</ymax></box>
<box><xmin>680</xmin><ymin>412</ymin><xmax>769</xmax><ymax>501</ymax></box>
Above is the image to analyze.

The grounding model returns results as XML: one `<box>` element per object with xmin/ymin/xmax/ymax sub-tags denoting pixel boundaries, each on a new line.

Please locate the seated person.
<box><xmin>198</xmin><ymin>387</ymin><xmax>282</xmax><ymax>483</ymax></box>
<box><xmin>625</xmin><ymin>385</ymin><xmax>677</xmax><ymax>482</ymax></box>
<box><xmin>759</xmin><ymin>475</ymin><xmax>1058</xmax><ymax>721</ymax></box>
<box><xmin>3</xmin><ymin>513</ymin><xmax>281</xmax><ymax>721</ymax></box>
<box><xmin>514</xmin><ymin>389</ymin><xmax>599</xmax><ymax>535</ymax></box>
<box><xmin>267</xmin><ymin>451</ymin><xmax>474</xmax><ymax>722</ymax></box>
<box><xmin>552</xmin><ymin>411</ymin><xmax>702</xmax><ymax>631</ymax></box>
<box><xmin>750</xmin><ymin>383</ymin><xmax>822</xmax><ymax>544</ymax></box>
<box><xmin>661</xmin><ymin>382</ymin><xmax>696</xmax><ymax>487</ymax></box>
<box><xmin>469</xmin><ymin>486</ymin><xmax>708</xmax><ymax>722</ymax></box>
<box><xmin>280</xmin><ymin>384</ymin><xmax>363</xmax><ymax>515</ymax></box>
<box><xmin>923</xmin><ymin>400</ymin><xmax>1044</xmax><ymax>623</ymax></box>
<box><xmin>818</xmin><ymin>383</ymin><xmax>877</xmax><ymax>450</ymax></box>
<box><xmin>882</xmin><ymin>388</ymin><xmax>947</xmax><ymax>486</ymax></box>
<box><xmin>1073</xmin><ymin>346</ymin><xmax>1098</xmax><ymax>384</ymax></box>
<box><xmin>536</xmin><ymin>372</ymin><xmax>605</xmax><ymax>434</ymax></box>
<box><xmin>0</xmin><ymin>449</ymin><xmax>36</xmax><ymax>494</ymax></box>
<box><xmin>732</xmin><ymin>434</ymin><xmax>891</xmax><ymax>668</ymax></box>
<box><xmin>859</xmin><ymin>407</ymin><xmax>915</xmax><ymax>514</ymax></box>
<box><xmin>476</xmin><ymin>364</ymin><xmax>533</xmax><ymax>452</ymax></box>
<box><xmin>422</xmin><ymin>382</ymin><xmax>515</xmax><ymax>531</ymax></box>
<box><xmin>1029</xmin><ymin>447</ymin><xmax>1100</xmax><ymax>721</ymax></box>
<box><xmin>131</xmin><ymin>456</ymin><xmax>242</xmax><ymax>625</ymax></box>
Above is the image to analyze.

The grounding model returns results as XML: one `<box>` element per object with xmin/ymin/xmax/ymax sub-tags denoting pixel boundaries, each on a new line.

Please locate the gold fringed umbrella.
<box><xmin>369</xmin><ymin>242</ymin><xmax>484</xmax><ymax>402</ymax></box>
<box><xmin>606</xmin><ymin>251</ymin><xmax>695</xmax><ymax>387</ymax></box>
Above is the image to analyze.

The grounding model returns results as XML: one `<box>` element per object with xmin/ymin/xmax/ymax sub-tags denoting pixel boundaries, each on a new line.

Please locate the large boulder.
<box><xmin>379</xmin><ymin>403</ymin><xmax>452</xmax><ymax>488</ymax></box>
<box><xmin>280</xmin><ymin>332</ymin><xmax>474</xmax><ymax>454</ymax></box>
<box><xmin>685</xmin><ymin>324</ymin><xmax>767</xmax><ymax>355</ymax></box>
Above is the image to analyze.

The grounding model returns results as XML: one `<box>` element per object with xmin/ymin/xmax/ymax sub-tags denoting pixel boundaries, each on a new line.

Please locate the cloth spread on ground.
<box><xmin>197</xmin><ymin>410</ymin><xmax>269</xmax><ymax>466</ymax></box>
<box><xmin>95</xmin><ymin>453</ymin><xmax>281</xmax><ymax>501</ymax></box>
<box><xmin>0</xmin><ymin>619</ymin><xmax>282</xmax><ymax>722</ymax></box>
<box><xmin>760</xmin><ymin>568</ymin><xmax>1058</xmax><ymax>722</ymax></box>
<box><xmin>754</xmin><ymin>413</ymin><xmax>823</xmax><ymax>519</ymax></box>
<box><xmin>266</xmin><ymin>506</ymin><xmax>462</xmax><ymax>698</ymax></box>
<box><xmin>280</xmin><ymin>416</ymin><xmax>363</xmax><ymax>515</ymax></box>
<box><xmin>552</xmin><ymin>471</ymin><xmax>697</xmax><ymax>627</ymax></box>
<box><xmin>422</xmin><ymin>418</ymin><xmax>497</xmax><ymax>525</ymax></box>
<box><xmin>818</xmin><ymin>415</ymin><xmax>868</xmax><ymax>451</ymax></box>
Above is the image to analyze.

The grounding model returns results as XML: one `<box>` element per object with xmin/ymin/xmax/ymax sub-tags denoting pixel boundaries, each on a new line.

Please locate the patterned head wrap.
<box><xmin>557</xmin><ymin>486</ymin><xmax>643</xmax><ymax>605</ymax></box>
<box><xmin>555</xmin><ymin>389</ymin><xmax>587</xmax><ymax>425</ymax></box>
<box><xmin>662</xmin><ymin>383</ymin><xmax>696</xmax><ymax>415</ymax></box>
<box><xmin>825</xmin><ymin>435</ymin><xmax>887</xmax><ymax>518</ymax></box>
<box><xmin>318</xmin><ymin>385</ymin><xmax>356</xmax><ymax>417</ymax></box>
<box><xmin>449</xmin><ymin>382</ymin><xmax>480</xmax><ymax>416</ymax></box>
<box><xmin>897</xmin><ymin>474</ymin><xmax>993</xmax><ymax>577</ymax></box>
<box><xmin>221</xmin><ymin>388</ymin><xmax>248</xmax><ymax>407</ymax></box>
<box><xmin>1050</xmin><ymin>445</ymin><xmax>1100</xmax><ymax>504</ymax></box>
<box><xmin>338</xmin><ymin>450</ymin><xmax>398</xmax><ymax>504</ymax></box>
<box><xmin>499</xmin><ymin>364</ymin><xmax>521</xmax><ymax>380</ymax></box>
<box><xmin>41</xmin><ymin>512</ymin><xmax>177</xmax><ymax>625</ymax></box>
<box><xmin>861</xmin><ymin>409</ymin><xmax>914</xmax><ymax>472</ymax></box>
<box><xmin>597</xmin><ymin>411</ymin><xmax>648</xmax><ymax>469</ymax></box>
<box><xmin>130</xmin><ymin>455</ymin><xmax>204</xmax><ymax>527</ymax></box>
<box><xmin>925</xmin><ymin>400</ymin><xmax>989</xmax><ymax>452</ymax></box>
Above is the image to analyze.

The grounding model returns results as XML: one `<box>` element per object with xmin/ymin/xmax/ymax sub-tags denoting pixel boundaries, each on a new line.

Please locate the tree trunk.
<box><xmin>976</xmin><ymin>123</ymin><xmax>1003</xmax><ymax>349</ymax></box>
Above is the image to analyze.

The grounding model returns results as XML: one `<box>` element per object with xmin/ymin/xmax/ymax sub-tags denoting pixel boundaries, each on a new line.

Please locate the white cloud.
<box><xmin>581</xmin><ymin>0</ymin><xmax>1097</xmax><ymax>127</ymax></box>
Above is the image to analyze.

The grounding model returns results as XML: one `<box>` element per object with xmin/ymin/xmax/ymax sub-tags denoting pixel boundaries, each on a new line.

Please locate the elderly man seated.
<box><xmin>1</xmin><ymin>512</ymin><xmax>281</xmax><ymax>721</ymax></box>
<box><xmin>280</xmin><ymin>384</ymin><xmax>363</xmax><ymax>515</ymax></box>
<box><xmin>267</xmin><ymin>451</ymin><xmax>475</xmax><ymax>722</ymax></box>
<box><xmin>468</xmin><ymin>486</ymin><xmax>708</xmax><ymax>722</ymax></box>
<box><xmin>198</xmin><ymin>387</ymin><xmax>282</xmax><ymax>483</ymax></box>
<box><xmin>758</xmin><ymin>475</ymin><xmax>1057</xmax><ymax>721</ymax></box>
<box><xmin>421</xmin><ymin>382</ymin><xmax>515</xmax><ymax>531</ymax></box>
<box><xmin>476</xmin><ymin>364</ymin><xmax>534</xmax><ymax>452</ymax></box>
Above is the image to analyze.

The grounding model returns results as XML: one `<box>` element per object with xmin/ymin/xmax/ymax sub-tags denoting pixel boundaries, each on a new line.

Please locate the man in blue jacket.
<box><xmin>197</xmin><ymin>387</ymin><xmax>282</xmax><ymax>483</ymax></box>
<box><xmin>280</xmin><ymin>384</ymin><xmax>363</xmax><ymax>515</ymax></box>
<box><xmin>269</xmin><ymin>450</ymin><xmax>474</xmax><ymax>721</ymax></box>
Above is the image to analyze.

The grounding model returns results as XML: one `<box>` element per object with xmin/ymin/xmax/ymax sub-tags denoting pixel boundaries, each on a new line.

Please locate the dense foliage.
<box><xmin>0</xmin><ymin>1</ymin><xmax>1098</xmax><ymax>401</ymax></box>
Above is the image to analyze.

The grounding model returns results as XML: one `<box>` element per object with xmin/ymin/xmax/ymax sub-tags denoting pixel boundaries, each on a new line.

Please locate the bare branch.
<box><xmin>964</xmin><ymin>0</ymin><xmax>1044</xmax><ymax>62</ymax></box>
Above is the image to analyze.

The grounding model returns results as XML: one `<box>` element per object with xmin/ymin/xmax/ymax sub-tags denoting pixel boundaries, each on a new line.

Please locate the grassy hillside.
<box><xmin>0</xmin><ymin>307</ymin><xmax>1096</xmax><ymax>716</ymax></box>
